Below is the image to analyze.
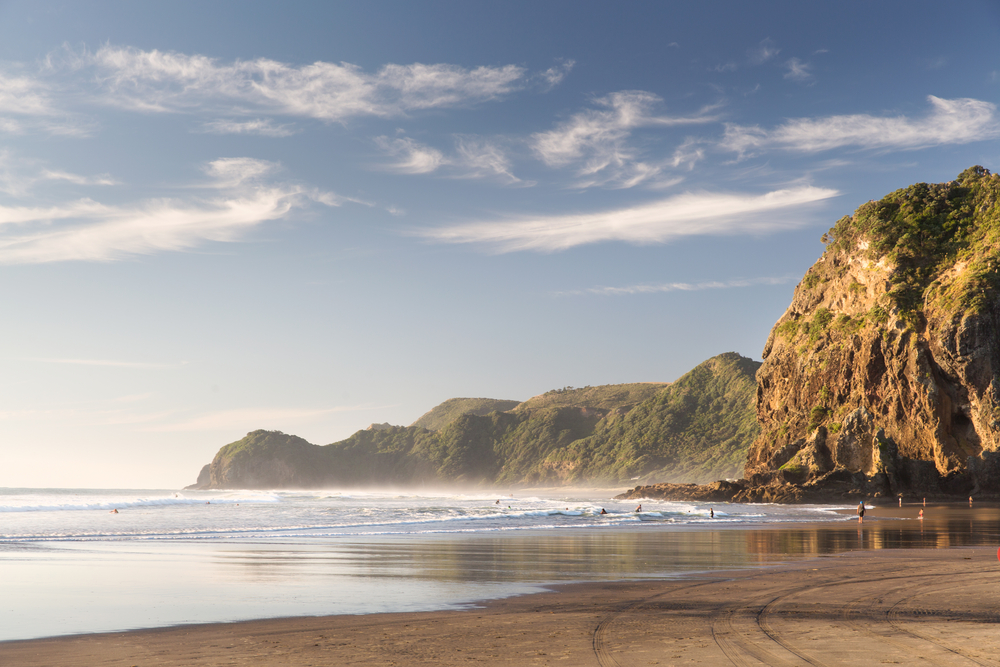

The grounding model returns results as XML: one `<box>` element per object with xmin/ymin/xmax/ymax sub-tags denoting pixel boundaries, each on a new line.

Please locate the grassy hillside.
<box><xmin>410</xmin><ymin>397</ymin><xmax>521</xmax><ymax>431</ymax></box>
<box><xmin>515</xmin><ymin>383</ymin><xmax>667</xmax><ymax>411</ymax></box>
<box><xmin>546</xmin><ymin>353</ymin><xmax>760</xmax><ymax>483</ymax></box>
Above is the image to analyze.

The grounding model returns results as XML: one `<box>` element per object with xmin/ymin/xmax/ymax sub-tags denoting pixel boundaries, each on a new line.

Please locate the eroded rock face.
<box><xmin>747</xmin><ymin>167</ymin><xmax>1000</xmax><ymax>497</ymax></box>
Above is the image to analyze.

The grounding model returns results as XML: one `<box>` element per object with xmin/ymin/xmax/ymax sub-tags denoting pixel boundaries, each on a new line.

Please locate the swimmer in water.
<box><xmin>600</xmin><ymin>508</ymin><xmax>607</xmax><ymax>515</ymax></box>
<box><xmin>635</xmin><ymin>504</ymin><xmax>642</xmax><ymax>512</ymax></box>
<box><xmin>710</xmin><ymin>508</ymin><xmax>714</xmax><ymax>518</ymax></box>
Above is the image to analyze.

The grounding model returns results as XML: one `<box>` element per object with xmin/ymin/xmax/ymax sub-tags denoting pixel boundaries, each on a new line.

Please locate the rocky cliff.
<box><xmin>621</xmin><ymin>166</ymin><xmax>1000</xmax><ymax>503</ymax></box>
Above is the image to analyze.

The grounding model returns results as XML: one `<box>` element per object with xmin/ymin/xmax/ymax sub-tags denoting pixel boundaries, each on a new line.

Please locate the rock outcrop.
<box><xmin>622</xmin><ymin>167</ymin><xmax>1000</xmax><ymax>503</ymax></box>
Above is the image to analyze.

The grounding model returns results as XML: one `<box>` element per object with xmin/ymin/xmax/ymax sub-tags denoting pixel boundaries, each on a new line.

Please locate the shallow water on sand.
<box><xmin>2</xmin><ymin>488</ymin><xmax>998</xmax><ymax>641</ymax></box>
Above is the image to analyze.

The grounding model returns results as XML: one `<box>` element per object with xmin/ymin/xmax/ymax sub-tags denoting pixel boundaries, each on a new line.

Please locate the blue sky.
<box><xmin>1</xmin><ymin>1</ymin><xmax>998</xmax><ymax>488</ymax></box>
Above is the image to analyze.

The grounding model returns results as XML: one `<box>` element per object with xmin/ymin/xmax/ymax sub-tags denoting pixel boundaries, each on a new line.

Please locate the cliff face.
<box><xmin>746</xmin><ymin>166</ymin><xmax>1000</xmax><ymax>496</ymax></box>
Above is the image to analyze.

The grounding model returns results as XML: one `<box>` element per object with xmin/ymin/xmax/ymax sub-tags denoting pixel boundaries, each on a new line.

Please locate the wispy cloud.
<box><xmin>0</xmin><ymin>151</ymin><xmax>120</xmax><ymax>196</ymax></box>
<box><xmin>200</xmin><ymin>118</ymin><xmax>297</xmax><ymax>137</ymax></box>
<box><xmin>0</xmin><ymin>69</ymin><xmax>89</xmax><ymax>136</ymax></box>
<box><xmin>784</xmin><ymin>57</ymin><xmax>812</xmax><ymax>82</ymax></box>
<box><xmin>748</xmin><ymin>38</ymin><xmax>780</xmax><ymax>65</ymax></box>
<box><xmin>722</xmin><ymin>96</ymin><xmax>999</xmax><ymax>156</ymax></box>
<box><xmin>713</xmin><ymin>38</ymin><xmax>781</xmax><ymax>73</ymax></box>
<box><xmin>418</xmin><ymin>185</ymin><xmax>838</xmax><ymax>253</ymax></box>
<box><xmin>375</xmin><ymin>136</ymin><xmax>448</xmax><ymax>174</ymax></box>
<box><xmin>0</xmin><ymin>157</ymin><xmax>347</xmax><ymax>263</ymax></box>
<box><xmin>70</xmin><ymin>45</ymin><xmax>531</xmax><ymax>122</ymax></box>
<box><xmin>454</xmin><ymin>136</ymin><xmax>521</xmax><ymax>183</ymax></box>
<box><xmin>556</xmin><ymin>275</ymin><xmax>798</xmax><ymax>296</ymax></box>
<box><xmin>535</xmin><ymin>60</ymin><xmax>575</xmax><ymax>90</ymax></box>
<box><xmin>531</xmin><ymin>91</ymin><xmax>719</xmax><ymax>188</ymax></box>
<box><xmin>375</xmin><ymin>134</ymin><xmax>522</xmax><ymax>183</ymax></box>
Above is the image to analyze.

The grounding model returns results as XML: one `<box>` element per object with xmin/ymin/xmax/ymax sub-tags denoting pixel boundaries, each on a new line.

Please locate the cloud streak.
<box><xmin>200</xmin><ymin>118</ymin><xmax>297</xmax><ymax>137</ymax></box>
<box><xmin>722</xmin><ymin>96</ymin><xmax>999</xmax><ymax>155</ymax></box>
<box><xmin>0</xmin><ymin>157</ymin><xmax>344</xmax><ymax>263</ymax></box>
<box><xmin>76</xmin><ymin>45</ymin><xmax>531</xmax><ymax>122</ymax></box>
<box><xmin>557</xmin><ymin>275</ymin><xmax>797</xmax><ymax>296</ymax></box>
<box><xmin>419</xmin><ymin>185</ymin><xmax>838</xmax><ymax>252</ymax></box>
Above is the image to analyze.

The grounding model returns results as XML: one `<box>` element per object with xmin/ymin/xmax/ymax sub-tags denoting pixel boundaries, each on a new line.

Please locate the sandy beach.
<box><xmin>4</xmin><ymin>545</ymin><xmax>999</xmax><ymax>666</ymax></box>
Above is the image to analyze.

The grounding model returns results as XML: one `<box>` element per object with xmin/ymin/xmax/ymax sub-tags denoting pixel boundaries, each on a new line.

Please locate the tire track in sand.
<box><xmin>592</xmin><ymin>581</ymin><xmax>709</xmax><ymax>667</ymax></box>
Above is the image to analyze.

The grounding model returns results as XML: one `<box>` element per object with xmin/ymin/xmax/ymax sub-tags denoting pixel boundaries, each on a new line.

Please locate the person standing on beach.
<box><xmin>857</xmin><ymin>500</ymin><xmax>865</xmax><ymax>523</ymax></box>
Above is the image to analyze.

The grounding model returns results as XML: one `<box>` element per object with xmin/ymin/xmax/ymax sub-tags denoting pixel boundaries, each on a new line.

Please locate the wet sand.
<box><xmin>4</xmin><ymin>545</ymin><xmax>1000</xmax><ymax>666</ymax></box>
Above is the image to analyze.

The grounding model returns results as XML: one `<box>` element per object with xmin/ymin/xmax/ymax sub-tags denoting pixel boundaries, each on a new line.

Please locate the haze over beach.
<box><xmin>1</xmin><ymin>1</ymin><xmax>998</xmax><ymax>489</ymax></box>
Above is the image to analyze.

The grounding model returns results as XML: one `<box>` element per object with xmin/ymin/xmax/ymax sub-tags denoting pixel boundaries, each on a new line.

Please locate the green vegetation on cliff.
<box><xmin>515</xmin><ymin>383</ymin><xmax>667</xmax><ymax>412</ymax></box>
<box><xmin>193</xmin><ymin>353</ymin><xmax>760</xmax><ymax>489</ymax></box>
<box><xmin>825</xmin><ymin>165</ymin><xmax>1000</xmax><ymax>319</ymax></box>
<box><xmin>410</xmin><ymin>397</ymin><xmax>521</xmax><ymax>431</ymax></box>
<box><xmin>546</xmin><ymin>353</ymin><xmax>759</xmax><ymax>483</ymax></box>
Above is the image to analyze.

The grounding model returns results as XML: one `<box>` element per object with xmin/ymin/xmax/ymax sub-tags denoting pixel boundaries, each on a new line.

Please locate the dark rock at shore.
<box><xmin>615</xmin><ymin>423</ymin><xmax>1000</xmax><ymax>503</ymax></box>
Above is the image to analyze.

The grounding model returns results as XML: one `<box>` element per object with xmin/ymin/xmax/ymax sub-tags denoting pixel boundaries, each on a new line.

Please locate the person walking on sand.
<box><xmin>857</xmin><ymin>500</ymin><xmax>865</xmax><ymax>523</ymax></box>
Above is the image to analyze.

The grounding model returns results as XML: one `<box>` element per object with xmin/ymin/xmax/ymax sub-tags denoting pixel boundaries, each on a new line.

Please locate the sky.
<box><xmin>0</xmin><ymin>1</ymin><xmax>998</xmax><ymax>488</ymax></box>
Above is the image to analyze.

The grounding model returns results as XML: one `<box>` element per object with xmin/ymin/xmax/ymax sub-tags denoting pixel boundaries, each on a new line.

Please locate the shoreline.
<box><xmin>4</xmin><ymin>546</ymin><xmax>1000</xmax><ymax>666</ymax></box>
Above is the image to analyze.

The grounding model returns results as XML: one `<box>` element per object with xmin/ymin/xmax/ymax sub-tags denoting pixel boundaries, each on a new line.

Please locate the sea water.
<box><xmin>1</xmin><ymin>487</ymin><xmax>996</xmax><ymax>641</ymax></box>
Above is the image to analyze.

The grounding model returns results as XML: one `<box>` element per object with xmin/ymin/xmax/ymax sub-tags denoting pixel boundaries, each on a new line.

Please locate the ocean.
<box><xmin>2</xmin><ymin>487</ymin><xmax>996</xmax><ymax>641</ymax></box>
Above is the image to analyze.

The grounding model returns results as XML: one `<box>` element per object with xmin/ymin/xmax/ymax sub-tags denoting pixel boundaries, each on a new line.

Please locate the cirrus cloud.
<box><xmin>419</xmin><ymin>185</ymin><xmax>838</xmax><ymax>253</ymax></box>
<box><xmin>0</xmin><ymin>157</ymin><xmax>349</xmax><ymax>264</ymax></box>
<box><xmin>722</xmin><ymin>96</ymin><xmax>999</xmax><ymax>156</ymax></box>
<box><xmin>75</xmin><ymin>45</ymin><xmax>533</xmax><ymax>123</ymax></box>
